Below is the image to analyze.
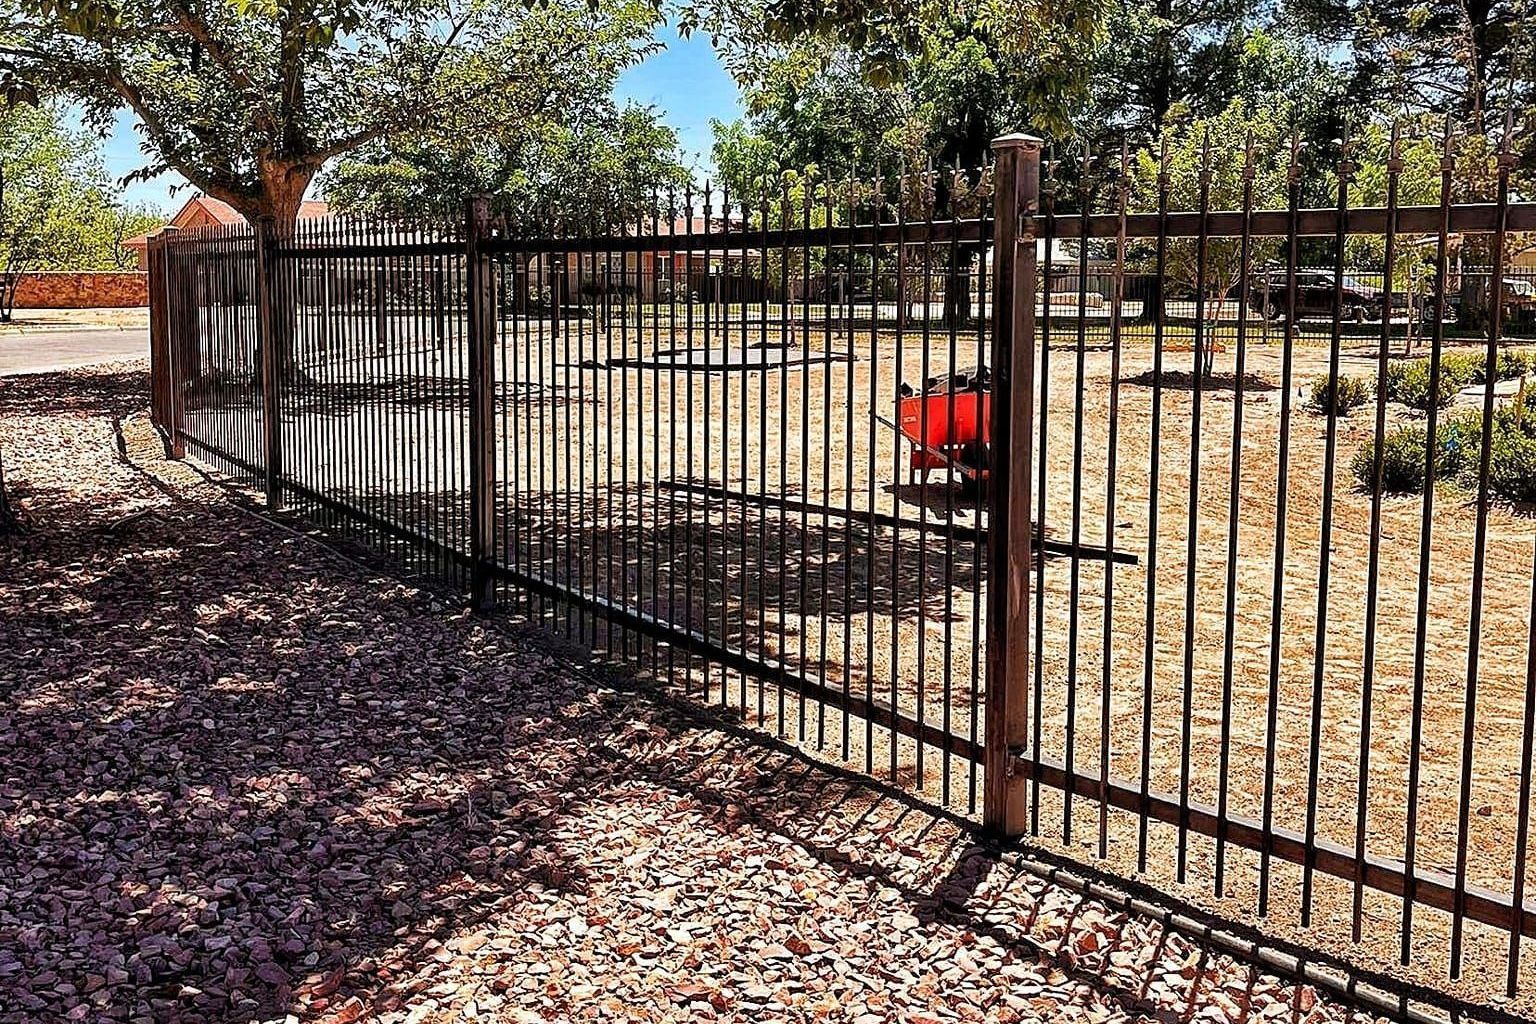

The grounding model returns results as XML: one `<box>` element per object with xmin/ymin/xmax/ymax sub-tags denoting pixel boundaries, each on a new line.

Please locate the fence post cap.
<box><xmin>992</xmin><ymin>133</ymin><xmax>1043</xmax><ymax>152</ymax></box>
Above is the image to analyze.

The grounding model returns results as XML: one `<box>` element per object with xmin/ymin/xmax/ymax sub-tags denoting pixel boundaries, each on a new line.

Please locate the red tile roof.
<box><xmin>122</xmin><ymin>195</ymin><xmax>332</xmax><ymax>251</ymax></box>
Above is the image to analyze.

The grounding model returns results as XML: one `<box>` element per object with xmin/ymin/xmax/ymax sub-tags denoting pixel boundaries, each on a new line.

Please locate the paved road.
<box><xmin>0</xmin><ymin>327</ymin><xmax>149</xmax><ymax>376</ymax></box>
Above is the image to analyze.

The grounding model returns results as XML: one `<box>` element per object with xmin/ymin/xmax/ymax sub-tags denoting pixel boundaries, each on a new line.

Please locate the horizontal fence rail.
<box><xmin>148</xmin><ymin>116</ymin><xmax>1536</xmax><ymax>1010</ymax></box>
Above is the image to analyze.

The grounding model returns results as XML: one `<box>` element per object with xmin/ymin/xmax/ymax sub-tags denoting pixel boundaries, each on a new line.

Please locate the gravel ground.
<box><xmin>0</xmin><ymin>361</ymin><xmax>1390</xmax><ymax>1024</ymax></box>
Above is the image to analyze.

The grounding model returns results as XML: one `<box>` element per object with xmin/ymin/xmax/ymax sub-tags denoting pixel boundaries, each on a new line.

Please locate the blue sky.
<box><xmin>98</xmin><ymin>23</ymin><xmax>743</xmax><ymax>213</ymax></box>
<box><xmin>615</xmin><ymin>25</ymin><xmax>743</xmax><ymax>175</ymax></box>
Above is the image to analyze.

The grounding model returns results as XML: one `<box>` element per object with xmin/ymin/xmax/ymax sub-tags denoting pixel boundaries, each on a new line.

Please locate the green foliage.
<box><xmin>325</xmin><ymin>102</ymin><xmax>689</xmax><ymax>223</ymax></box>
<box><xmin>1384</xmin><ymin>356</ymin><xmax>1463</xmax><ymax>410</ymax></box>
<box><xmin>0</xmin><ymin>104</ymin><xmax>164</xmax><ymax>319</ymax></box>
<box><xmin>1090</xmin><ymin>24</ymin><xmax>1353</xmax><ymax>153</ymax></box>
<box><xmin>2</xmin><ymin>1</ymin><xmax>664</xmax><ymax>226</ymax></box>
<box><xmin>1282</xmin><ymin>0</ymin><xmax>1533</xmax><ymax>135</ymax></box>
<box><xmin>1436</xmin><ymin>408</ymin><xmax>1485</xmax><ymax>472</ymax></box>
<box><xmin>1359</xmin><ymin>394</ymin><xmax>1536</xmax><ymax>504</ymax></box>
<box><xmin>1439</xmin><ymin>400</ymin><xmax>1536</xmax><ymax>504</ymax></box>
<box><xmin>1351</xmin><ymin>422</ymin><xmax>1468</xmax><ymax>493</ymax></box>
<box><xmin>1127</xmin><ymin>99</ymin><xmax>1292</xmax><ymax>294</ymax></box>
<box><xmin>1379</xmin><ymin>349</ymin><xmax>1536</xmax><ymax>410</ymax></box>
<box><xmin>1306</xmin><ymin>373</ymin><xmax>1371</xmax><ymax>415</ymax></box>
<box><xmin>1487</xmin><ymin>415</ymin><xmax>1536</xmax><ymax>504</ymax></box>
<box><xmin>1473</xmin><ymin>347</ymin><xmax>1536</xmax><ymax>384</ymax></box>
<box><xmin>1338</xmin><ymin>118</ymin><xmax>1524</xmax><ymax>272</ymax></box>
<box><xmin>1351</xmin><ymin>425</ymin><xmax>1432</xmax><ymax>493</ymax></box>
<box><xmin>703</xmin><ymin>0</ymin><xmax>1103</xmax><ymax>193</ymax></box>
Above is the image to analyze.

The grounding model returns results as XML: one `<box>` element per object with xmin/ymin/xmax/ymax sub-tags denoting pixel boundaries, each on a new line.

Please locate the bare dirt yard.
<box><xmin>1</xmin><ymin>361</ymin><xmax>1394</xmax><ymax>1023</ymax></box>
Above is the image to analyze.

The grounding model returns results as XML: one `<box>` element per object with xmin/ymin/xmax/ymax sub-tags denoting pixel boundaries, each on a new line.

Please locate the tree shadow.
<box><xmin>5</xmin><ymin>357</ymin><xmax>1345</xmax><ymax>1024</ymax></box>
<box><xmin>2</xmin><ymin>446</ymin><xmax>1121</xmax><ymax>1024</ymax></box>
<box><xmin>0</xmin><ymin>366</ymin><xmax>149</xmax><ymax>419</ymax></box>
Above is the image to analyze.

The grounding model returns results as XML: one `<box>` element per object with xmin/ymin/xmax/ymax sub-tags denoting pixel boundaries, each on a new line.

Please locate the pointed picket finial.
<box><xmin>1386</xmin><ymin>120</ymin><xmax>1405</xmax><ymax>176</ymax></box>
<box><xmin>1336</xmin><ymin>119</ymin><xmax>1357</xmax><ymax>182</ymax></box>
<box><xmin>1287</xmin><ymin>126</ymin><xmax>1305</xmax><ymax>185</ymax></box>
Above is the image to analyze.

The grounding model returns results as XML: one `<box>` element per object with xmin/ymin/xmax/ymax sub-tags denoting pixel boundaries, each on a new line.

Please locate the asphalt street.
<box><xmin>0</xmin><ymin>327</ymin><xmax>149</xmax><ymax>376</ymax></box>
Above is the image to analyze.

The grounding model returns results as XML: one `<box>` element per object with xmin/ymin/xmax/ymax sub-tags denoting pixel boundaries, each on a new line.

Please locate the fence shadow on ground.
<box><xmin>3</xmin><ymin>429</ymin><xmax>1249</xmax><ymax>1023</ymax></box>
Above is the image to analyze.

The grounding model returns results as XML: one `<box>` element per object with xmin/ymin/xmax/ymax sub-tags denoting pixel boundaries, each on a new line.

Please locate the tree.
<box><xmin>1127</xmin><ymin>98</ymin><xmax>1294</xmax><ymax>303</ymax></box>
<box><xmin>1285</xmin><ymin>0</ymin><xmax>1535</xmax><ymax>141</ymax></box>
<box><xmin>706</xmin><ymin>0</ymin><xmax>1099</xmax><ymax>327</ymax></box>
<box><xmin>1087</xmin><ymin>22</ymin><xmax>1360</xmax><ymax>153</ymax></box>
<box><xmin>324</xmin><ymin>100</ymin><xmax>690</xmax><ymax>225</ymax></box>
<box><xmin>705</xmin><ymin>0</ymin><xmax>1101</xmax><ymax>171</ymax></box>
<box><xmin>1</xmin><ymin>0</ymin><xmax>664</xmax><ymax>234</ymax></box>
<box><xmin>0</xmin><ymin>102</ymin><xmax>148</xmax><ymax>322</ymax></box>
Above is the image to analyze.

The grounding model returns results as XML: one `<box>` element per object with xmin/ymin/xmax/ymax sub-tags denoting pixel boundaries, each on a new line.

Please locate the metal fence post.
<box><xmin>146</xmin><ymin>226</ymin><xmax>188</xmax><ymax>458</ymax></box>
<box><xmin>984</xmin><ymin>133</ymin><xmax>1041</xmax><ymax>838</ymax></box>
<box><xmin>147</xmin><ymin>227</ymin><xmax>176</xmax><ymax>454</ymax></box>
<box><xmin>465</xmin><ymin>196</ymin><xmax>498</xmax><ymax>612</ymax></box>
<box><xmin>254</xmin><ymin>216</ymin><xmax>283</xmax><ymax>509</ymax></box>
<box><xmin>163</xmin><ymin>228</ymin><xmax>187</xmax><ymax>458</ymax></box>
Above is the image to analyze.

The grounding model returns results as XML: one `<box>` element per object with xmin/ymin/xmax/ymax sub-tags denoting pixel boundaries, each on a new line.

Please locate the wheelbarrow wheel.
<box><xmin>957</xmin><ymin>440</ymin><xmax>990</xmax><ymax>500</ymax></box>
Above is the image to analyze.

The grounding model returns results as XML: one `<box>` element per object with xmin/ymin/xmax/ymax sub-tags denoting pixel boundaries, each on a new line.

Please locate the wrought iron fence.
<box><xmin>148</xmin><ymin>119</ymin><xmax>1536</xmax><ymax>1007</ymax></box>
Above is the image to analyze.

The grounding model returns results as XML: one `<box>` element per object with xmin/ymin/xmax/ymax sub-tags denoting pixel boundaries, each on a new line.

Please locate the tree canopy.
<box><xmin>0</xmin><ymin>0</ymin><xmax>664</xmax><ymax>230</ymax></box>
<box><xmin>0</xmin><ymin>102</ymin><xmax>162</xmax><ymax>320</ymax></box>
<box><xmin>704</xmin><ymin>0</ymin><xmax>1102</xmax><ymax>184</ymax></box>
<box><xmin>323</xmin><ymin>96</ymin><xmax>689</xmax><ymax>224</ymax></box>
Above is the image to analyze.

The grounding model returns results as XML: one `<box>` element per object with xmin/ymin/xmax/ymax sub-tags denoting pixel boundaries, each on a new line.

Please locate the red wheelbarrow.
<box><xmin>882</xmin><ymin>369</ymin><xmax>993</xmax><ymax>496</ymax></box>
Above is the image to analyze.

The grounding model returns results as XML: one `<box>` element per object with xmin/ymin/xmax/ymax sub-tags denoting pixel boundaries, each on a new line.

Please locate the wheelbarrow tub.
<box><xmin>898</xmin><ymin>391</ymin><xmax>991</xmax><ymax>478</ymax></box>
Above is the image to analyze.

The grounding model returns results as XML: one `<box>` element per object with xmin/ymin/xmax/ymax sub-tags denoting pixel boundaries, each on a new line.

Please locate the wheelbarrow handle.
<box><xmin>872</xmin><ymin>410</ymin><xmax>985</xmax><ymax>480</ymax></box>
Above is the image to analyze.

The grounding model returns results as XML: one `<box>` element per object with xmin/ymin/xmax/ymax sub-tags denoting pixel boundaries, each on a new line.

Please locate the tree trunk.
<box><xmin>943</xmin><ymin>246</ymin><xmax>978</xmax><ymax>330</ymax></box>
<box><xmin>234</xmin><ymin>162</ymin><xmax>315</xmax><ymax>386</ymax></box>
<box><xmin>0</xmin><ymin>442</ymin><xmax>19</xmax><ymax>535</ymax></box>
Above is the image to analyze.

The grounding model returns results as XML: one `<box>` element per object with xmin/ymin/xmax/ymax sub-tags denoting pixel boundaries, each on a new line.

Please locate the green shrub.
<box><xmin>1488</xmin><ymin>426</ymin><xmax>1536</xmax><ymax>504</ymax></box>
<box><xmin>1351</xmin><ymin>421</ymin><xmax>1474</xmax><ymax>494</ymax></box>
<box><xmin>1352</xmin><ymin>425</ymin><xmax>1434</xmax><ymax>493</ymax></box>
<box><xmin>1385</xmin><ymin>357</ymin><xmax>1461</xmax><ymax>411</ymax></box>
<box><xmin>1437</xmin><ymin>352</ymin><xmax>1484</xmax><ymax>389</ymax></box>
<box><xmin>1437</xmin><ymin>409</ymin><xmax>1483</xmax><ymax>477</ymax></box>
<box><xmin>1306</xmin><ymin>373</ymin><xmax>1371</xmax><ymax>415</ymax></box>
<box><xmin>1484</xmin><ymin>348</ymin><xmax>1536</xmax><ymax>384</ymax></box>
<box><xmin>1511</xmin><ymin>349</ymin><xmax>1536</xmax><ymax>379</ymax></box>
<box><xmin>1420</xmin><ymin>400</ymin><xmax>1536</xmax><ymax>505</ymax></box>
<box><xmin>1479</xmin><ymin>401</ymin><xmax>1536</xmax><ymax>504</ymax></box>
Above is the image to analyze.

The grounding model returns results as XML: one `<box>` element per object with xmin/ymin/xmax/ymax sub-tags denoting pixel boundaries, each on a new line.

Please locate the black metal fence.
<box><xmin>148</xmin><ymin>121</ymin><xmax>1536</xmax><ymax>1007</ymax></box>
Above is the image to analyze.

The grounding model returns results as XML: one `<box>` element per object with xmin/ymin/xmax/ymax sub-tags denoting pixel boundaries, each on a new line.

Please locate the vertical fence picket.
<box><xmin>466</xmin><ymin>196</ymin><xmax>497</xmax><ymax>612</ymax></box>
<box><xmin>255</xmin><ymin>216</ymin><xmax>283</xmax><ymax>509</ymax></box>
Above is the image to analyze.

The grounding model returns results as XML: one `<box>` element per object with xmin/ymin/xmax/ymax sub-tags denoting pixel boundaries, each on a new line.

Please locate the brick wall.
<box><xmin>12</xmin><ymin>272</ymin><xmax>149</xmax><ymax>309</ymax></box>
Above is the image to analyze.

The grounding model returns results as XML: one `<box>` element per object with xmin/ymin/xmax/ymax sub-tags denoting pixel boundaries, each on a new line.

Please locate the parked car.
<box><xmin>1410</xmin><ymin>275</ymin><xmax>1535</xmax><ymax>326</ymax></box>
<box><xmin>1248</xmin><ymin>270</ymin><xmax>1387</xmax><ymax>322</ymax></box>
<box><xmin>1479</xmin><ymin>276</ymin><xmax>1536</xmax><ymax>326</ymax></box>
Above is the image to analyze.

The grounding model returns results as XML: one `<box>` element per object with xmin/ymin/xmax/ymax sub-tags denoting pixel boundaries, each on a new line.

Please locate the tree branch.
<box><xmin>309</xmin><ymin>39</ymin><xmax>586</xmax><ymax>165</ymax></box>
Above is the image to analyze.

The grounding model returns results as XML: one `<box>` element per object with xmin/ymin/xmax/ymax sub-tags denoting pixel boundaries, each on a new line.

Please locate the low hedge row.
<box><xmin>1351</xmin><ymin>402</ymin><xmax>1536</xmax><ymax>503</ymax></box>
